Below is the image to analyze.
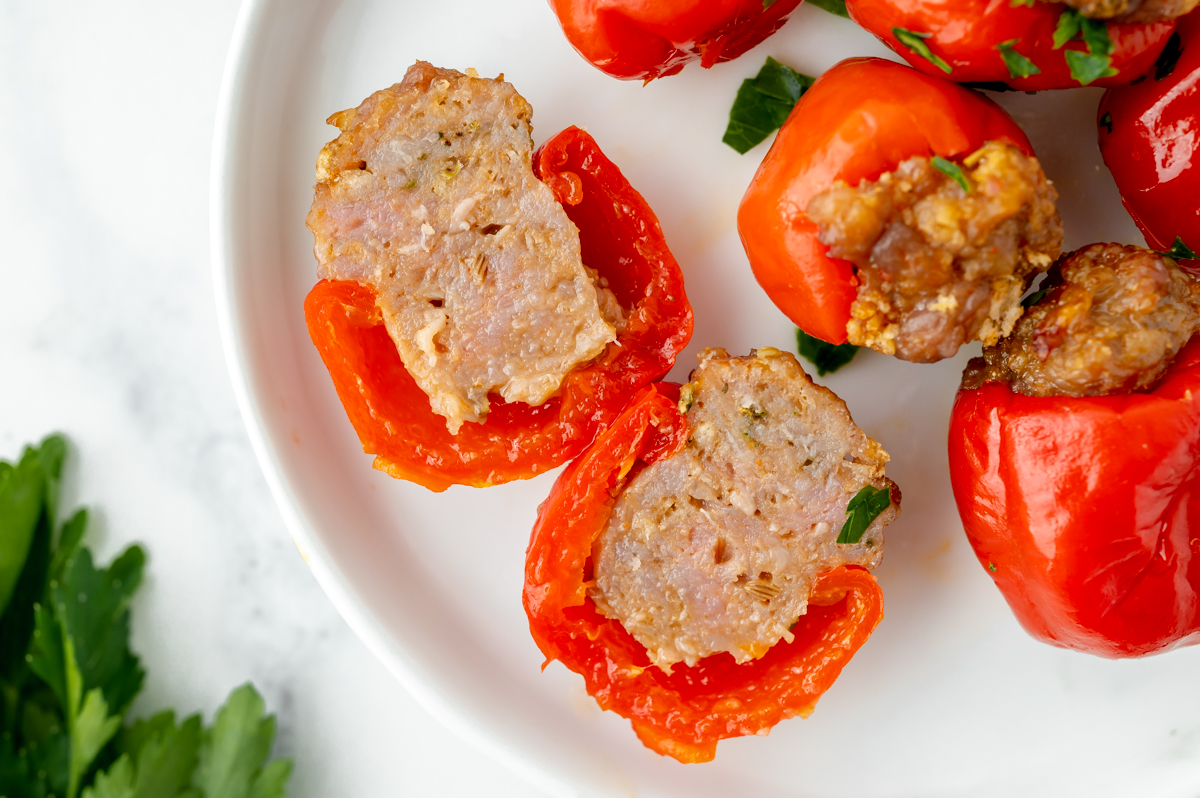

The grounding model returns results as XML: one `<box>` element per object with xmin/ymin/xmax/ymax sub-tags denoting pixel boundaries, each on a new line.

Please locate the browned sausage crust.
<box><xmin>589</xmin><ymin>348</ymin><xmax>899</xmax><ymax>672</ymax></box>
<box><xmin>306</xmin><ymin>62</ymin><xmax>621</xmax><ymax>433</ymax></box>
<box><xmin>807</xmin><ymin>141</ymin><xmax>1062</xmax><ymax>363</ymax></box>
<box><xmin>962</xmin><ymin>243</ymin><xmax>1200</xmax><ymax>396</ymax></box>
<box><xmin>1061</xmin><ymin>0</ymin><xmax>1197</xmax><ymax>23</ymax></box>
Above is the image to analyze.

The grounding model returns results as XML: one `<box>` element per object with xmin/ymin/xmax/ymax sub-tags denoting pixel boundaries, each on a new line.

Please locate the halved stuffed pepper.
<box><xmin>524</xmin><ymin>348</ymin><xmax>898</xmax><ymax>761</ymax></box>
<box><xmin>304</xmin><ymin>63</ymin><xmax>692</xmax><ymax>491</ymax></box>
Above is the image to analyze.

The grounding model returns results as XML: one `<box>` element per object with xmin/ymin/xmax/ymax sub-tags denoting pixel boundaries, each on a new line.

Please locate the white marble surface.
<box><xmin>0</xmin><ymin>2</ymin><xmax>551</xmax><ymax>795</ymax></box>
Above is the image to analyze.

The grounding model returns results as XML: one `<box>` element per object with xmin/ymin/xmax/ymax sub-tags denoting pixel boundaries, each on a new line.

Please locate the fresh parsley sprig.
<box><xmin>0</xmin><ymin>435</ymin><xmax>293</xmax><ymax>798</ymax></box>
<box><xmin>1158</xmin><ymin>237</ymin><xmax>1199</xmax><ymax>261</ymax></box>
<box><xmin>893</xmin><ymin>28</ymin><xmax>952</xmax><ymax>74</ymax></box>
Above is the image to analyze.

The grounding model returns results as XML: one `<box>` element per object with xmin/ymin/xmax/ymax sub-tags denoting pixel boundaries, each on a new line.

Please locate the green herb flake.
<box><xmin>1155</xmin><ymin>31</ymin><xmax>1183</xmax><ymax>81</ymax></box>
<box><xmin>739</xmin><ymin>404</ymin><xmax>768</xmax><ymax>420</ymax></box>
<box><xmin>932</xmin><ymin>156</ymin><xmax>971</xmax><ymax>193</ymax></box>
<box><xmin>1067</xmin><ymin>50</ymin><xmax>1118</xmax><ymax>85</ymax></box>
<box><xmin>796</xmin><ymin>328</ymin><xmax>858</xmax><ymax>376</ymax></box>
<box><xmin>1100</xmin><ymin>111</ymin><xmax>1113</xmax><ymax>134</ymax></box>
<box><xmin>1158</xmin><ymin>237</ymin><xmax>1199</xmax><ymax>261</ymax></box>
<box><xmin>402</xmin><ymin>179</ymin><xmax>417</xmax><ymax>189</ymax></box>
<box><xmin>893</xmin><ymin>28</ymin><xmax>952</xmax><ymax>74</ymax></box>
<box><xmin>806</xmin><ymin>0</ymin><xmax>850</xmax><ymax>17</ymax></box>
<box><xmin>996</xmin><ymin>39</ymin><xmax>1041</xmax><ymax>79</ymax></box>
<box><xmin>837</xmin><ymin>485</ymin><xmax>892</xmax><ymax>544</ymax></box>
<box><xmin>1021</xmin><ymin>287</ymin><xmax>1049</xmax><ymax>308</ymax></box>
<box><xmin>988</xmin><ymin>561</ymin><xmax>998</xmax><ymax>573</ymax></box>
<box><xmin>1009</xmin><ymin>0</ymin><xmax>1036</xmax><ymax>6</ymax></box>
<box><xmin>1052</xmin><ymin>9</ymin><xmax>1083</xmax><ymax>50</ymax></box>
<box><xmin>723</xmin><ymin>57</ymin><xmax>816</xmax><ymax>154</ymax></box>
<box><xmin>763</xmin><ymin>0</ymin><xmax>780</xmax><ymax>6</ymax></box>
<box><xmin>678</xmin><ymin>384</ymin><xmax>696</xmax><ymax>414</ymax></box>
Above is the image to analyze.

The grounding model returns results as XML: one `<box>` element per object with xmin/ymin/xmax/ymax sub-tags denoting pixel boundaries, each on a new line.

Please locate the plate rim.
<box><xmin>208</xmin><ymin>1</ymin><xmax>574</xmax><ymax>794</ymax></box>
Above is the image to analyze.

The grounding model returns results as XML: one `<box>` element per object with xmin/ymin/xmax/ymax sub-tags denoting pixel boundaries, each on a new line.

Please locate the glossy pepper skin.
<box><xmin>548</xmin><ymin>0</ymin><xmax>803</xmax><ymax>81</ymax></box>
<box><xmin>737</xmin><ymin>58</ymin><xmax>1034</xmax><ymax>345</ymax></box>
<box><xmin>523</xmin><ymin>383</ymin><xmax>884</xmax><ymax>762</ymax></box>
<box><xmin>303</xmin><ymin>127</ymin><xmax>692</xmax><ymax>492</ymax></box>
<box><xmin>847</xmin><ymin>0</ymin><xmax>1174</xmax><ymax>90</ymax></box>
<box><xmin>1099</xmin><ymin>13</ymin><xmax>1200</xmax><ymax>267</ymax></box>
<box><xmin>948</xmin><ymin>337</ymin><xmax>1200</xmax><ymax>657</ymax></box>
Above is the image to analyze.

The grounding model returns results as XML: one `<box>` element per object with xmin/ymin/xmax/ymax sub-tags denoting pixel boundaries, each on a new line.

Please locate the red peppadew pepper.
<box><xmin>523</xmin><ymin>383</ymin><xmax>884</xmax><ymax>762</ymax></box>
<box><xmin>304</xmin><ymin>127</ymin><xmax>692</xmax><ymax>492</ymax></box>
<box><xmin>1099</xmin><ymin>15</ymin><xmax>1200</xmax><ymax>265</ymax></box>
<box><xmin>948</xmin><ymin>337</ymin><xmax>1200</xmax><ymax>657</ymax></box>
<box><xmin>548</xmin><ymin>0</ymin><xmax>803</xmax><ymax>81</ymax></box>
<box><xmin>737</xmin><ymin>58</ymin><xmax>1034</xmax><ymax>345</ymax></box>
<box><xmin>847</xmin><ymin>0</ymin><xmax>1174</xmax><ymax>90</ymax></box>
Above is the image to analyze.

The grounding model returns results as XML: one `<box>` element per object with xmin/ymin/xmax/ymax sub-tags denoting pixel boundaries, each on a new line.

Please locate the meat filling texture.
<box><xmin>1061</xmin><ymin>0</ymin><xmax>1197</xmax><ymax>22</ymax></box>
<box><xmin>962</xmin><ymin>243</ymin><xmax>1200</xmax><ymax>396</ymax></box>
<box><xmin>807</xmin><ymin>141</ymin><xmax>1062</xmax><ymax>363</ymax></box>
<box><xmin>589</xmin><ymin>348</ymin><xmax>899</xmax><ymax>672</ymax></box>
<box><xmin>306</xmin><ymin>62</ymin><xmax>621</xmax><ymax>433</ymax></box>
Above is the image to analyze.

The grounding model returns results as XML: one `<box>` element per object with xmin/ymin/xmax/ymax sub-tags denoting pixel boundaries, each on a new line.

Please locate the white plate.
<box><xmin>211</xmin><ymin>1</ymin><xmax>1200</xmax><ymax>795</ymax></box>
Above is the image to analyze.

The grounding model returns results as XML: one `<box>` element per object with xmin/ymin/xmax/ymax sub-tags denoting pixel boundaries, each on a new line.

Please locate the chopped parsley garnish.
<box><xmin>893</xmin><ymin>28</ymin><xmax>952</xmax><ymax>74</ymax></box>
<box><xmin>932</xmin><ymin>156</ymin><xmax>971</xmax><ymax>193</ymax></box>
<box><xmin>739</xmin><ymin>404</ymin><xmax>768</xmax><ymax>420</ymax></box>
<box><xmin>796</xmin><ymin>328</ymin><xmax>858</xmax><ymax>376</ymax></box>
<box><xmin>678</xmin><ymin>384</ymin><xmax>696</xmax><ymax>414</ymax></box>
<box><xmin>1009</xmin><ymin>0</ymin><xmax>1036</xmax><ymax>6</ymax></box>
<box><xmin>723</xmin><ymin>57</ymin><xmax>815</xmax><ymax>154</ymax></box>
<box><xmin>988</xmin><ymin>562</ymin><xmax>998</xmax><ymax>572</ymax></box>
<box><xmin>996</xmin><ymin>39</ymin><xmax>1041</xmax><ymax>79</ymax></box>
<box><xmin>1100</xmin><ymin>111</ymin><xmax>1113</xmax><ymax>134</ymax></box>
<box><xmin>0</xmin><ymin>436</ymin><xmax>292</xmax><ymax>798</ymax></box>
<box><xmin>764</xmin><ymin>0</ymin><xmax>780</xmax><ymax>6</ymax></box>
<box><xmin>806</xmin><ymin>0</ymin><xmax>850</xmax><ymax>17</ymax></box>
<box><xmin>837</xmin><ymin>485</ymin><xmax>892</xmax><ymax>544</ymax></box>
<box><xmin>1021</xmin><ymin>286</ymin><xmax>1049</xmax><ymax>308</ymax></box>
<box><xmin>1158</xmin><ymin>237</ymin><xmax>1199</xmax><ymax>261</ymax></box>
<box><xmin>1155</xmin><ymin>32</ymin><xmax>1183</xmax><ymax>81</ymax></box>
<box><xmin>1054</xmin><ymin>10</ymin><xmax>1118</xmax><ymax>85</ymax></box>
<box><xmin>403</xmin><ymin>179</ymin><xmax>417</xmax><ymax>189</ymax></box>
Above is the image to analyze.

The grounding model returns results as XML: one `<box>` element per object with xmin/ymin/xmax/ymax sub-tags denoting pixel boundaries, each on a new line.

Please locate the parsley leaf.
<box><xmin>1066</xmin><ymin>50</ymin><xmax>1118</xmax><ymax>85</ymax></box>
<box><xmin>807</xmin><ymin>0</ymin><xmax>850</xmax><ymax>17</ymax></box>
<box><xmin>83</xmin><ymin>712</ymin><xmax>203</xmax><ymax>798</ymax></box>
<box><xmin>1021</xmin><ymin>287</ymin><xmax>1049</xmax><ymax>308</ymax></box>
<box><xmin>1155</xmin><ymin>31</ymin><xmax>1183</xmax><ymax>80</ymax></box>
<box><xmin>1158</xmin><ymin>237</ymin><xmax>1199</xmax><ymax>260</ymax></box>
<box><xmin>838</xmin><ymin>485</ymin><xmax>892</xmax><ymax>544</ymax></box>
<box><xmin>1052</xmin><ymin>9</ymin><xmax>1083</xmax><ymax>50</ymax></box>
<box><xmin>796</xmin><ymin>329</ymin><xmax>858</xmax><ymax>376</ymax></box>
<box><xmin>893</xmin><ymin>28</ymin><xmax>952</xmax><ymax>74</ymax></box>
<box><xmin>0</xmin><ymin>439</ymin><xmax>57</xmax><ymax>617</ymax></box>
<box><xmin>194</xmin><ymin>684</ymin><xmax>292</xmax><ymax>798</ymax></box>
<box><xmin>995</xmin><ymin>39</ymin><xmax>1041</xmax><ymax>79</ymax></box>
<box><xmin>763</xmin><ymin>0</ymin><xmax>780</xmax><ymax>6</ymax></box>
<box><xmin>932</xmin><ymin>156</ymin><xmax>971</xmax><ymax>192</ymax></box>
<box><xmin>1079</xmin><ymin>17</ymin><xmax>1113</xmax><ymax>57</ymax></box>
<box><xmin>723</xmin><ymin>57</ymin><xmax>815</xmax><ymax>154</ymax></box>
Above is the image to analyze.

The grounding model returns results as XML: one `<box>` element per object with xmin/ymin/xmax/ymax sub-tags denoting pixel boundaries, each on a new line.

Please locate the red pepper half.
<box><xmin>737</xmin><ymin>58</ymin><xmax>1033</xmax><ymax>345</ymax></box>
<box><xmin>948</xmin><ymin>337</ymin><xmax>1200</xmax><ymax>657</ymax></box>
<box><xmin>847</xmin><ymin>0</ymin><xmax>1174</xmax><ymax>91</ymax></box>
<box><xmin>1099</xmin><ymin>13</ymin><xmax>1200</xmax><ymax>266</ymax></box>
<box><xmin>548</xmin><ymin>0</ymin><xmax>803</xmax><ymax>81</ymax></box>
<box><xmin>304</xmin><ymin>127</ymin><xmax>692</xmax><ymax>492</ymax></box>
<box><xmin>523</xmin><ymin>383</ymin><xmax>884</xmax><ymax>762</ymax></box>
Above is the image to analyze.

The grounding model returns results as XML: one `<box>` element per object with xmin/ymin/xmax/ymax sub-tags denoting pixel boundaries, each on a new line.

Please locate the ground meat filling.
<box><xmin>1061</xmin><ymin>0</ymin><xmax>1197</xmax><ymax>22</ymax></box>
<box><xmin>588</xmin><ymin>348</ymin><xmax>899</xmax><ymax>672</ymax></box>
<box><xmin>807</xmin><ymin>141</ymin><xmax>1062</xmax><ymax>363</ymax></box>
<box><xmin>962</xmin><ymin>243</ymin><xmax>1200</xmax><ymax>396</ymax></box>
<box><xmin>306</xmin><ymin>62</ymin><xmax>622</xmax><ymax>434</ymax></box>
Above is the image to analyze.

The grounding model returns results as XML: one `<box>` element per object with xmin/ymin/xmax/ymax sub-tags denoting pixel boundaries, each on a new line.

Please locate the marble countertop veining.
<box><xmin>0</xmin><ymin>2</ymin><xmax>552</xmax><ymax>795</ymax></box>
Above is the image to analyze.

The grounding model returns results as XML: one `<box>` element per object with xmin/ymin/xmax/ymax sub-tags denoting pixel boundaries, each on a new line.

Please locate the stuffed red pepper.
<box><xmin>949</xmin><ymin>243</ymin><xmax>1200</xmax><ymax>657</ymax></box>
<box><xmin>847</xmin><ymin>0</ymin><xmax>1178</xmax><ymax>90</ymax></box>
<box><xmin>524</xmin><ymin>348</ymin><xmax>898</xmax><ymax>761</ymax></box>
<box><xmin>548</xmin><ymin>0</ymin><xmax>803</xmax><ymax>81</ymax></box>
<box><xmin>1099</xmin><ymin>12</ymin><xmax>1200</xmax><ymax>266</ymax></box>
<box><xmin>304</xmin><ymin>62</ymin><xmax>692</xmax><ymax>491</ymax></box>
<box><xmin>738</xmin><ymin>58</ymin><xmax>1062</xmax><ymax>363</ymax></box>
